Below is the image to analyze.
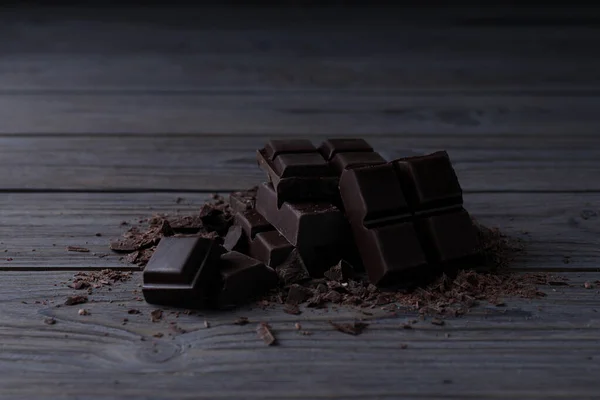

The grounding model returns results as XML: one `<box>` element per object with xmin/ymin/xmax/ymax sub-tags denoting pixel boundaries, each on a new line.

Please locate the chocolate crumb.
<box><xmin>78</xmin><ymin>309</ymin><xmax>90</xmax><ymax>316</ymax></box>
<box><xmin>431</xmin><ymin>318</ymin><xmax>445</xmax><ymax>326</ymax></box>
<box><xmin>276</xmin><ymin>249</ymin><xmax>310</xmax><ymax>286</ymax></box>
<box><xmin>44</xmin><ymin>317</ymin><xmax>56</xmax><ymax>325</ymax></box>
<box><xmin>150</xmin><ymin>309</ymin><xmax>163</xmax><ymax>322</ymax></box>
<box><xmin>127</xmin><ymin>309</ymin><xmax>141</xmax><ymax>315</ymax></box>
<box><xmin>329</xmin><ymin>321</ymin><xmax>369</xmax><ymax>336</ymax></box>
<box><xmin>204</xmin><ymin>320</ymin><xmax>210</xmax><ymax>328</ymax></box>
<box><xmin>256</xmin><ymin>322</ymin><xmax>276</xmax><ymax>346</ymax></box>
<box><xmin>323</xmin><ymin>260</ymin><xmax>353</xmax><ymax>282</ymax></box>
<box><xmin>67</xmin><ymin>246</ymin><xmax>90</xmax><ymax>253</ymax></box>
<box><xmin>400</xmin><ymin>344</ymin><xmax>408</xmax><ymax>349</ymax></box>
<box><xmin>286</xmin><ymin>284</ymin><xmax>312</xmax><ymax>305</ymax></box>
<box><xmin>64</xmin><ymin>295</ymin><xmax>88</xmax><ymax>306</ymax></box>
<box><xmin>584</xmin><ymin>282</ymin><xmax>593</xmax><ymax>289</ymax></box>
<box><xmin>294</xmin><ymin>323</ymin><xmax>302</xmax><ymax>330</ymax></box>
<box><xmin>233</xmin><ymin>316</ymin><xmax>249</xmax><ymax>326</ymax></box>
<box><xmin>153</xmin><ymin>332</ymin><xmax>164</xmax><ymax>338</ymax></box>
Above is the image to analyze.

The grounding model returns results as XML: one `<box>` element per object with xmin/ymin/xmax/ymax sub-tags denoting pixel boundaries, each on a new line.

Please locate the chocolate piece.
<box><xmin>218</xmin><ymin>251</ymin><xmax>278</xmax><ymax>307</ymax></box>
<box><xmin>276</xmin><ymin>249</ymin><xmax>311</xmax><ymax>286</ymax></box>
<box><xmin>199</xmin><ymin>204</ymin><xmax>232</xmax><ymax>236</ymax></box>
<box><xmin>229</xmin><ymin>187</ymin><xmax>258</xmax><ymax>213</ymax></box>
<box><xmin>142</xmin><ymin>236</ymin><xmax>223</xmax><ymax>308</ymax></box>
<box><xmin>227</xmin><ymin>209</ymin><xmax>295</xmax><ymax>268</ymax></box>
<box><xmin>256</xmin><ymin>139</ymin><xmax>338</xmax><ymax>204</ymax></box>
<box><xmin>339</xmin><ymin>151</ymin><xmax>478</xmax><ymax>286</ymax></box>
<box><xmin>318</xmin><ymin>138</ymin><xmax>386</xmax><ymax>173</ymax></box>
<box><xmin>255</xmin><ymin>182</ymin><xmax>350</xmax><ymax>248</ymax></box>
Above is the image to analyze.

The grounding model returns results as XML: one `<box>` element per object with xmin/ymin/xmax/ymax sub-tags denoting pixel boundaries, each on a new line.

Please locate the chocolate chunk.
<box><xmin>285</xmin><ymin>284</ymin><xmax>313</xmax><ymax>305</ymax></box>
<box><xmin>339</xmin><ymin>152</ymin><xmax>479</xmax><ymax>286</ymax></box>
<box><xmin>218</xmin><ymin>251</ymin><xmax>278</xmax><ymax>308</ymax></box>
<box><xmin>276</xmin><ymin>249</ymin><xmax>310</xmax><ymax>286</ymax></box>
<box><xmin>257</xmin><ymin>140</ymin><xmax>338</xmax><ymax>204</ymax></box>
<box><xmin>318</xmin><ymin>138</ymin><xmax>386</xmax><ymax>173</ymax></box>
<box><xmin>166</xmin><ymin>215</ymin><xmax>204</xmax><ymax>233</ymax></box>
<box><xmin>228</xmin><ymin>210</ymin><xmax>294</xmax><ymax>268</ymax></box>
<box><xmin>199</xmin><ymin>204</ymin><xmax>232</xmax><ymax>236</ymax></box>
<box><xmin>324</xmin><ymin>260</ymin><xmax>354</xmax><ymax>282</ymax></box>
<box><xmin>223</xmin><ymin>225</ymin><xmax>246</xmax><ymax>253</ymax></box>
<box><xmin>255</xmin><ymin>182</ymin><xmax>350</xmax><ymax>248</ymax></box>
<box><xmin>229</xmin><ymin>187</ymin><xmax>258</xmax><ymax>213</ymax></box>
<box><xmin>142</xmin><ymin>236</ymin><xmax>224</xmax><ymax>308</ymax></box>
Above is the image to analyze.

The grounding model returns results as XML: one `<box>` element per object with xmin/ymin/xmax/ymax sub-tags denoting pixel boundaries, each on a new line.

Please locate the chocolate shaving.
<box><xmin>283</xmin><ymin>304</ymin><xmax>301</xmax><ymax>315</ymax></box>
<box><xmin>256</xmin><ymin>322</ymin><xmax>276</xmax><ymax>346</ymax></box>
<box><xmin>233</xmin><ymin>316</ymin><xmax>249</xmax><ymax>326</ymax></box>
<box><xmin>329</xmin><ymin>321</ymin><xmax>369</xmax><ymax>336</ymax></box>
<box><xmin>150</xmin><ymin>309</ymin><xmax>163</xmax><ymax>322</ymax></box>
<box><xmin>285</xmin><ymin>284</ymin><xmax>312</xmax><ymax>305</ymax></box>
<box><xmin>66</xmin><ymin>246</ymin><xmax>90</xmax><ymax>253</ymax></box>
<box><xmin>323</xmin><ymin>260</ymin><xmax>353</xmax><ymax>282</ymax></box>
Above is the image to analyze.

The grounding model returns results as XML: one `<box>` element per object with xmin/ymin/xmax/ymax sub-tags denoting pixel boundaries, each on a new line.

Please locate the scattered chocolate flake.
<box><xmin>256</xmin><ymin>322</ymin><xmax>276</xmax><ymax>346</ymax></box>
<box><xmin>150</xmin><ymin>309</ymin><xmax>163</xmax><ymax>322</ymax></box>
<box><xmin>323</xmin><ymin>260</ymin><xmax>353</xmax><ymax>282</ymax></box>
<box><xmin>294</xmin><ymin>323</ymin><xmax>302</xmax><ymax>330</ymax></box>
<box><xmin>283</xmin><ymin>304</ymin><xmax>301</xmax><ymax>315</ymax></box>
<box><xmin>44</xmin><ymin>317</ymin><xmax>56</xmax><ymax>325</ymax></box>
<box><xmin>198</xmin><ymin>204</ymin><xmax>232</xmax><ymax>236</ymax></box>
<box><xmin>78</xmin><ymin>309</ymin><xmax>90</xmax><ymax>316</ymax></box>
<box><xmin>204</xmin><ymin>320</ymin><xmax>210</xmax><ymax>328</ymax></box>
<box><xmin>66</xmin><ymin>246</ymin><xmax>90</xmax><ymax>253</ymax></box>
<box><xmin>276</xmin><ymin>249</ymin><xmax>310</xmax><ymax>286</ymax></box>
<box><xmin>69</xmin><ymin>270</ymin><xmax>132</xmax><ymax>290</ymax></box>
<box><xmin>95</xmin><ymin>233</ymin><xmax>102</xmax><ymax>237</ymax></box>
<box><xmin>110</xmin><ymin>220</ymin><xmax>174</xmax><ymax>253</ymax></box>
<box><xmin>584</xmin><ymin>282</ymin><xmax>593</xmax><ymax>289</ymax></box>
<box><xmin>300</xmin><ymin>331</ymin><xmax>313</xmax><ymax>336</ymax></box>
<box><xmin>402</xmin><ymin>324</ymin><xmax>413</xmax><ymax>329</ymax></box>
<box><xmin>329</xmin><ymin>321</ymin><xmax>369</xmax><ymax>336</ymax></box>
<box><xmin>324</xmin><ymin>290</ymin><xmax>342</xmax><ymax>303</ymax></box>
<box><xmin>233</xmin><ymin>316</ymin><xmax>249</xmax><ymax>326</ymax></box>
<box><xmin>127</xmin><ymin>309</ymin><xmax>141</xmax><ymax>315</ymax></box>
<box><xmin>166</xmin><ymin>215</ymin><xmax>205</xmax><ymax>233</ymax></box>
<box><xmin>64</xmin><ymin>295</ymin><xmax>88</xmax><ymax>306</ymax></box>
<box><xmin>431</xmin><ymin>318</ymin><xmax>445</xmax><ymax>326</ymax></box>
<box><xmin>153</xmin><ymin>332</ymin><xmax>164</xmax><ymax>338</ymax></box>
<box><xmin>169</xmin><ymin>323</ymin><xmax>187</xmax><ymax>334</ymax></box>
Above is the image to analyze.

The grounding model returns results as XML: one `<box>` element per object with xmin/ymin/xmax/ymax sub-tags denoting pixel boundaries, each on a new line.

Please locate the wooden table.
<box><xmin>1</xmin><ymin>6</ymin><xmax>599</xmax><ymax>399</ymax></box>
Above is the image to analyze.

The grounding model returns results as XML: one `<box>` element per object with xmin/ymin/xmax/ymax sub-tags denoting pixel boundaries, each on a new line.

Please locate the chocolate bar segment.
<box><xmin>255</xmin><ymin>182</ymin><xmax>350</xmax><ymax>248</ymax></box>
<box><xmin>339</xmin><ymin>164</ymin><xmax>427</xmax><ymax>285</ymax></box>
<box><xmin>257</xmin><ymin>140</ymin><xmax>338</xmax><ymax>204</ymax></box>
<box><xmin>340</xmin><ymin>152</ymin><xmax>479</xmax><ymax>285</ymax></box>
<box><xmin>142</xmin><ymin>236</ymin><xmax>223</xmax><ymax>308</ymax></box>
<box><xmin>318</xmin><ymin>138</ymin><xmax>386</xmax><ymax>173</ymax></box>
<box><xmin>223</xmin><ymin>209</ymin><xmax>294</xmax><ymax>268</ymax></box>
<box><xmin>218</xmin><ymin>251</ymin><xmax>278</xmax><ymax>307</ymax></box>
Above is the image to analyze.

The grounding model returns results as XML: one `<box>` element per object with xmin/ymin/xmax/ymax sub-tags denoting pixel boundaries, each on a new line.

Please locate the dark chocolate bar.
<box><xmin>339</xmin><ymin>151</ymin><xmax>478</xmax><ymax>286</ymax></box>
<box><xmin>255</xmin><ymin>182</ymin><xmax>350</xmax><ymax>248</ymax></box>
<box><xmin>218</xmin><ymin>251</ymin><xmax>278</xmax><ymax>307</ymax></box>
<box><xmin>318</xmin><ymin>138</ymin><xmax>386</xmax><ymax>173</ymax></box>
<box><xmin>142</xmin><ymin>236</ymin><xmax>223</xmax><ymax>308</ymax></box>
<box><xmin>223</xmin><ymin>209</ymin><xmax>294</xmax><ymax>268</ymax></box>
<box><xmin>256</xmin><ymin>139</ymin><xmax>338</xmax><ymax>204</ymax></box>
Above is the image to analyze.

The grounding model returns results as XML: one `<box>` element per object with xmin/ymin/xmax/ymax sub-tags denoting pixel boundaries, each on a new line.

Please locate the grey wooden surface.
<box><xmin>0</xmin><ymin>6</ymin><xmax>599</xmax><ymax>399</ymax></box>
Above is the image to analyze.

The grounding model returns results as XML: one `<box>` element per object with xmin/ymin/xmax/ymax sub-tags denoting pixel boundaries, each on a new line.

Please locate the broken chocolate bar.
<box><xmin>256</xmin><ymin>139</ymin><xmax>338</xmax><ymax>204</ymax></box>
<box><xmin>218</xmin><ymin>251</ymin><xmax>278</xmax><ymax>307</ymax></box>
<box><xmin>255</xmin><ymin>182</ymin><xmax>350</xmax><ymax>248</ymax></box>
<box><xmin>318</xmin><ymin>138</ymin><xmax>386</xmax><ymax>173</ymax></box>
<box><xmin>142</xmin><ymin>236</ymin><xmax>224</xmax><ymax>308</ymax></box>
<box><xmin>223</xmin><ymin>209</ymin><xmax>294</xmax><ymax>268</ymax></box>
<box><xmin>339</xmin><ymin>151</ymin><xmax>478</xmax><ymax>286</ymax></box>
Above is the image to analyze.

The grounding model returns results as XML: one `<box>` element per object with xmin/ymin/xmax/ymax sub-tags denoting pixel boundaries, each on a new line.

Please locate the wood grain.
<box><xmin>0</xmin><ymin>135</ymin><xmax>598</xmax><ymax>191</ymax></box>
<box><xmin>0</xmin><ymin>192</ymin><xmax>597</xmax><ymax>271</ymax></box>
<box><xmin>1</xmin><ymin>94</ymin><xmax>598</xmax><ymax>136</ymax></box>
<box><xmin>0</xmin><ymin>270</ymin><xmax>598</xmax><ymax>398</ymax></box>
<box><xmin>1</xmin><ymin>7</ymin><xmax>598</xmax><ymax>92</ymax></box>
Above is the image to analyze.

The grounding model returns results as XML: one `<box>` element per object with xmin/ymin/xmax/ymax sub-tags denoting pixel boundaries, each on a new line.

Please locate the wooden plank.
<box><xmin>0</xmin><ymin>192</ymin><xmax>598</xmax><ymax>271</ymax></box>
<box><xmin>1</xmin><ymin>94</ymin><xmax>597</xmax><ymax>136</ymax></box>
<box><xmin>0</xmin><ymin>135</ymin><xmax>598</xmax><ymax>191</ymax></box>
<box><xmin>1</xmin><ymin>8</ymin><xmax>598</xmax><ymax>92</ymax></box>
<box><xmin>0</xmin><ymin>270</ymin><xmax>598</xmax><ymax>398</ymax></box>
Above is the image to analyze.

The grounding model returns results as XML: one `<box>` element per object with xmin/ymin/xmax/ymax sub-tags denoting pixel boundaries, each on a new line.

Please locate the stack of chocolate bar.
<box><xmin>142</xmin><ymin>138</ymin><xmax>480</xmax><ymax>309</ymax></box>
